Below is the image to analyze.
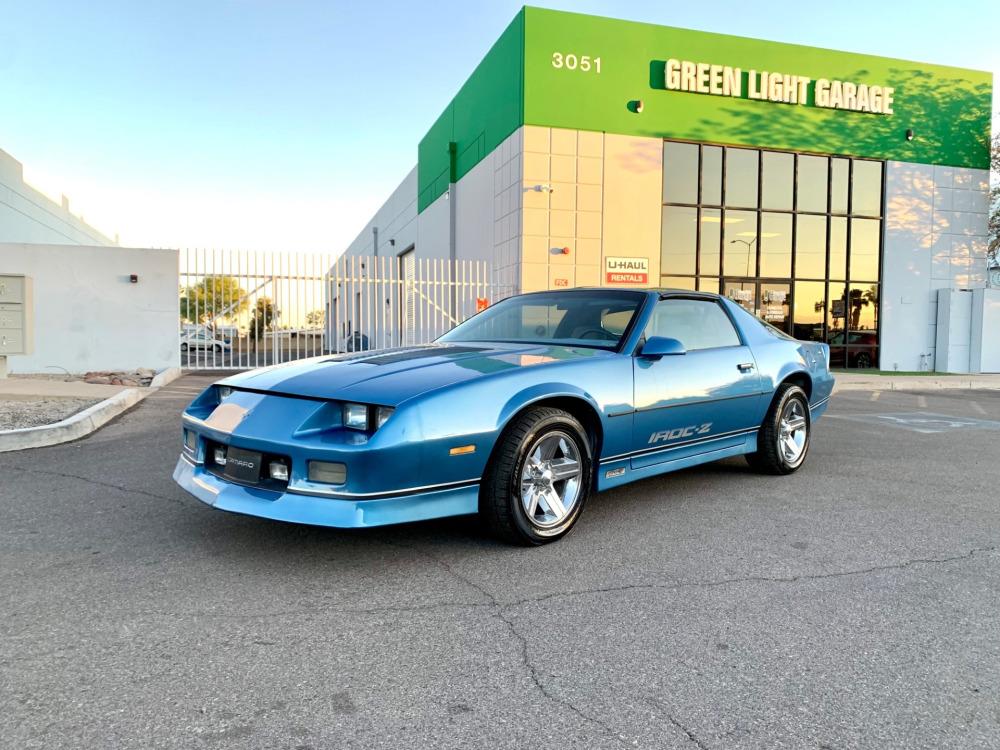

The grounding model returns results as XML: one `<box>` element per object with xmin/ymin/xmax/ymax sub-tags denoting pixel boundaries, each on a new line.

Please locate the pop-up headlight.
<box><xmin>343</xmin><ymin>403</ymin><xmax>369</xmax><ymax>431</ymax></box>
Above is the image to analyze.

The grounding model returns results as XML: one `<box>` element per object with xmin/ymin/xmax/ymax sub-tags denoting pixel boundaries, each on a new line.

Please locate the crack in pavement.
<box><xmin>2</xmin><ymin>464</ymin><xmax>188</xmax><ymax>507</ymax></box>
<box><xmin>647</xmin><ymin>698</ymin><xmax>709</xmax><ymax>749</ymax></box>
<box><xmin>501</xmin><ymin>545</ymin><xmax>998</xmax><ymax>609</ymax></box>
<box><xmin>381</xmin><ymin>540</ymin><xmax>631</xmax><ymax>748</ymax></box>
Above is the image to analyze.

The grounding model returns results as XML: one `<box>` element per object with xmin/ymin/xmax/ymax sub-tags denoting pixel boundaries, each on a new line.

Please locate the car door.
<box><xmin>631</xmin><ymin>296</ymin><xmax>765</xmax><ymax>470</ymax></box>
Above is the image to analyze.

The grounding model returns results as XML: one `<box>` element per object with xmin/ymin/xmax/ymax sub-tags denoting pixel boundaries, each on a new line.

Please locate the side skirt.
<box><xmin>596</xmin><ymin>431</ymin><xmax>758</xmax><ymax>492</ymax></box>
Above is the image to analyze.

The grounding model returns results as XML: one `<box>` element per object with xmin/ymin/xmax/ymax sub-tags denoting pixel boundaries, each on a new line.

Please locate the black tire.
<box><xmin>180</xmin><ymin>343</ymin><xmax>188</xmax><ymax>352</ymax></box>
<box><xmin>745</xmin><ymin>384</ymin><xmax>811</xmax><ymax>475</ymax></box>
<box><xmin>214</xmin><ymin>344</ymin><xmax>222</xmax><ymax>353</ymax></box>
<box><xmin>480</xmin><ymin>407</ymin><xmax>593</xmax><ymax>545</ymax></box>
<box><xmin>855</xmin><ymin>352</ymin><xmax>872</xmax><ymax>369</ymax></box>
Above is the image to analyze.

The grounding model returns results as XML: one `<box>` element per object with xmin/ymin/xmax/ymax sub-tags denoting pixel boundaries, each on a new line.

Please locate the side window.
<box><xmin>645</xmin><ymin>299</ymin><xmax>741</xmax><ymax>351</ymax></box>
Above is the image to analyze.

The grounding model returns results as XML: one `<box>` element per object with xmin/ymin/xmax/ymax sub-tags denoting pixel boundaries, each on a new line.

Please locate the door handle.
<box><xmin>737</xmin><ymin>362</ymin><xmax>755</xmax><ymax>372</ymax></box>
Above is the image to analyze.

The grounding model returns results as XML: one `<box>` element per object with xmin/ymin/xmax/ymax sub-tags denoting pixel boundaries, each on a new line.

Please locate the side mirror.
<box><xmin>639</xmin><ymin>336</ymin><xmax>686</xmax><ymax>359</ymax></box>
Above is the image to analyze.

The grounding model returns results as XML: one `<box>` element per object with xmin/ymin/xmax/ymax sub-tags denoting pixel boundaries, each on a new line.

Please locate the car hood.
<box><xmin>218</xmin><ymin>342</ymin><xmax>612</xmax><ymax>405</ymax></box>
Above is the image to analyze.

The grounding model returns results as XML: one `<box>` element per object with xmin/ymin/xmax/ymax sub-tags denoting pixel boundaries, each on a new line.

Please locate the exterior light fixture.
<box><xmin>627</xmin><ymin>99</ymin><xmax>644</xmax><ymax>113</ymax></box>
<box><xmin>905</xmin><ymin>129</ymin><xmax>914</xmax><ymax>141</ymax></box>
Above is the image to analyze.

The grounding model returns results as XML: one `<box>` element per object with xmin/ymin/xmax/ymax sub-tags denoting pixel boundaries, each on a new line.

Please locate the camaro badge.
<box><xmin>648</xmin><ymin>423</ymin><xmax>712</xmax><ymax>444</ymax></box>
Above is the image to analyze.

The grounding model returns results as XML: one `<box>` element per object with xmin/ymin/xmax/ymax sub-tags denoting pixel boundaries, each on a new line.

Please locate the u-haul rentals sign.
<box><xmin>605</xmin><ymin>257</ymin><xmax>649</xmax><ymax>284</ymax></box>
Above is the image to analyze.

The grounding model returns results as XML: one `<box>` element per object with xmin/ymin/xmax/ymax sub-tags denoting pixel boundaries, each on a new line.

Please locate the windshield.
<box><xmin>439</xmin><ymin>290</ymin><xmax>645</xmax><ymax>350</ymax></box>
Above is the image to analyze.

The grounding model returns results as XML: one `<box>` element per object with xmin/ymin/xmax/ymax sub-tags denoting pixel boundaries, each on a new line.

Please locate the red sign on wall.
<box><xmin>605</xmin><ymin>256</ymin><xmax>649</xmax><ymax>284</ymax></box>
<box><xmin>476</xmin><ymin>297</ymin><xmax>489</xmax><ymax>312</ymax></box>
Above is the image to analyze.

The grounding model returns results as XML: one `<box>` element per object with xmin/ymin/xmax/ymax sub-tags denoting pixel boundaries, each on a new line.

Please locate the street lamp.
<box><xmin>729</xmin><ymin>237</ymin><xmax>757</xmax><ymax>277</ymax></box>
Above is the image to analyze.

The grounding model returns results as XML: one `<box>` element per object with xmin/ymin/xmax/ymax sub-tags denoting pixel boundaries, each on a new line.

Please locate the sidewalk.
<box><xmin>0</xmin><ymin>377</ymin><xmax>129</xmax><ymax>401</ymax></box>
<box><xmin>834</xmin><ymin>372</ymin><xmax>1000</xmax><ymax>392</ymax></box>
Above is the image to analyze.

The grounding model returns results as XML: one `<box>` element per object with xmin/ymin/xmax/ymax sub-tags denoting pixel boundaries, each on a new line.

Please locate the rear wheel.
<box><xmin>745</xmin><ymin>384</ymin><xmax>811</xmax><ymax>475</ymax></box>
<box><xmin>480</xmin><ymin>407</ymin><xmax>592</xmax><ymax>545</ymax></box>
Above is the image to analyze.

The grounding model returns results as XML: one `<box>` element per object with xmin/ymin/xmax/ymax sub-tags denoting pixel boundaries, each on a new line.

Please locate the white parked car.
<box><xmin>180</xmin><ymin>331</ymin><xmax>231</xmax><ymax>353</ymax></box>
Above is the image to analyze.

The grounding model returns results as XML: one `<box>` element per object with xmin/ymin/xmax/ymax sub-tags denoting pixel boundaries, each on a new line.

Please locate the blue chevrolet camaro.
<box><xmin>174</xmin><ymin>289</ymin><xmax>834</xmax><ymax>545</ymax></box>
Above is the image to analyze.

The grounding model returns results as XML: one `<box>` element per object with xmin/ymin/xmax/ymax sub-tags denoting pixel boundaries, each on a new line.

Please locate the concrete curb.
<box><xmin>151</xmin><ymin>366</ymin><xmax>183</xmax><ymax>388</ymax></box>
<box><xmin>0</xmin><ymin>387</ymin><xmax>153</xmax><ymax>453</ymax></box>
<box><xmin>834</xmin><ymin>377</ymin><xmax>1000</xmax><ymax>393</ymax></box>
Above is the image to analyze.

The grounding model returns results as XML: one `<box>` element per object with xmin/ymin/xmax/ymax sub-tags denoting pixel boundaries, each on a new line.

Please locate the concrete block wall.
<box><xmin>0</xmin><ymin>149</ymin><xmax>116</xmax><ymax>247</ymax></box>
<box><xmin>881</xmin><ymin>162</ymin><xmax>990</xmax><ymax>372</ymax></box>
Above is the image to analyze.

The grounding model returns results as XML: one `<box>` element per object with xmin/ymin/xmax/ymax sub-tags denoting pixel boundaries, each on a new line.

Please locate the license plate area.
<box><xmin>223</xmin><ymin>446</ymin><xmax>263</xmax><ymax>483</ymax></box>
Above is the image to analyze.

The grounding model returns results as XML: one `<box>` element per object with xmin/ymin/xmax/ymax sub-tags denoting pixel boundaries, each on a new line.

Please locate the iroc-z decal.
<box><xmin>648</xmin><ymin>423</ymin><xmax>712</xmax><ymax>445</ymax></box>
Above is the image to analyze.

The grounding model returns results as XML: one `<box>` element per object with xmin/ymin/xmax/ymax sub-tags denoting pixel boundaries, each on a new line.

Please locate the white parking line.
<box><xmin>970</xmin><ymin>402</ymin><xmax>987</xmax><ymax>415</ymax></box>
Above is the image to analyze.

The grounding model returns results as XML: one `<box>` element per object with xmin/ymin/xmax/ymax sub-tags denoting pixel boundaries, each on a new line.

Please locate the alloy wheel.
<box><xmin>519</xmin><ymin>431</ymin><xmax>583</xmax><ymax>529</ymax></box>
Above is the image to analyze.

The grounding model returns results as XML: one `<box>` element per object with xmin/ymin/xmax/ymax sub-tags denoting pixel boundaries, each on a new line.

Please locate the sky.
<box><xmin>1</xmin><ymin>0</ymin><xmax>997</xmax><ymax>253</ymax></box>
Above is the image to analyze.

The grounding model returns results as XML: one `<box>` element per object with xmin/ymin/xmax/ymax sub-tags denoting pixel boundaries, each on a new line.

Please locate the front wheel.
<box><xmin>480</xmin><ymin>407</ymin><xmax>593</xmax><ymax>545</ymax></box>
<box><xmin>746</xmin><ymin>384</ymin><xmax>811</xmax><ymax>475</ymax></box>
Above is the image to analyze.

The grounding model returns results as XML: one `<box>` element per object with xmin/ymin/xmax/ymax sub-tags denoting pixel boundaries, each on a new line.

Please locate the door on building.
<box><xmin>722</xmin><ymin>279</ymin><xmax>791</xmax><ymax>333</ymax></box>
<box><xmin>631</xmin><ymin>296</ymin><xmax>766</xmax><ymax>470</ymax></box>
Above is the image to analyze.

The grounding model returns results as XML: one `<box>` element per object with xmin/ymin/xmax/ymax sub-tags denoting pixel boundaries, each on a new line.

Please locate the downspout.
<box><xmin>448</xmin><ymin>141</ymin><xmax>458</xmax><ymax>321</ymax></box>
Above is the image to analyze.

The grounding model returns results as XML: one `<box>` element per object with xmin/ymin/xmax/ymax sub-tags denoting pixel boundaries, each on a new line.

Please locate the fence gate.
<box><xmin>179</xmin><ymin>250</ymin><xmax>493</xmax><ymax>370</ymax></box>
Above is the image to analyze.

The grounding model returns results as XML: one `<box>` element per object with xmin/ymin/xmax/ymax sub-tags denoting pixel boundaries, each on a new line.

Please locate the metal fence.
<box><xmin>179</xmin><ymin>249</ymin><xmax>492</xmax><ymax>371</ymax></box>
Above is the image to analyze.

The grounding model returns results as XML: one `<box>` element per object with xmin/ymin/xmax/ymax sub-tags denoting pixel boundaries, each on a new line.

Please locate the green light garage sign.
<box><xmin>522</xmin><ymin>8</ymin><xmax>992</xmax><ymax>169</ymax></box>
<box><xmin>660</xmin><ymin>59</ymin><xmax>895</xmax><ymax>114</ymax></box>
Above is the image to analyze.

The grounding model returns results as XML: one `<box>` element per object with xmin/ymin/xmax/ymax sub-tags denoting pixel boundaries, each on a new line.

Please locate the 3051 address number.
<box><xmin>551</xmin><ymin>53</ymin><xmax>601</xmax><ymax>73</ymax></box>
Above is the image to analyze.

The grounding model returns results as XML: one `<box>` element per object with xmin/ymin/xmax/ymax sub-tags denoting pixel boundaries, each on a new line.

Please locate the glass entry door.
<box><xmin>723</xmin><ymin>280</ymin><xmax>791</xmax><ymax>334</ymax></box>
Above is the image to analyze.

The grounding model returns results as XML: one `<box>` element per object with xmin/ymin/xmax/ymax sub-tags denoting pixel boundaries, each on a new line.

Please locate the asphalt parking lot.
<box><xmin>2</xmin><ymin>377</ymin><xmax>998</xmax><ymax>749</ymax></box>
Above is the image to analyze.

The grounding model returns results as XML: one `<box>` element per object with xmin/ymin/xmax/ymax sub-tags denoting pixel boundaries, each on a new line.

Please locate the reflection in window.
<box><xmin>759</xmin><ymin>212</ymin><xmax>792</xmax><ymax>277</ymax></box>
<box><xmin>725</xmin><ymin>148</ymin><xmax>759</xmax><ymax>208</ymax></box>
<box><xmin>723</xmin><ymin>210</ymin><xmax>757</xmax><ymax>277</ymax></box>
<box><xmin>660</xmin><ymin>275</ymin><xmax>697</xmax><ymax>290</ymax></box>
<box><xmin>793</xmin><ymin>281</ymin><xmax>826</xmax><ymax>342</ymax></box>
<box><xmin>831</xmin><ymin>158</ymin><xmax>849</xmax><ymax>214</ymax></box>
<box><xmin>701</xmin><ymin>146</ymin><xmax>722</xmax><ymax>205</ymax></box>
<box><xmin>849</xmin><ymin>284</ymin><xmax>879</xmax><ymax>331</ymax></box>
<box><xmin>661</xmin><ymin>206</ymin><xmax>698</xmax><ymax>275</ymax></box>
<box><xmin>698</xmin><ymin>277</ymin><xmax>720</xmax><ymax>293</ymax></box>
<box><xmin>826</xmin><ymin>283</ymin><xmax>848</xmax><ymax>342</ymax></box>
<box><xmin>699</xmin><ymin>208</ymin><xmax>721</xmax><ymax>275</ymax></box>
<box><xmin>795</xmin><ymin>215</ymin><xmax>826</xmax><ymax>279</ymax></box>
<box><xmin>851</xmin><ymin>161</ymin><xmax>883</xmax><ymax>217</ymax></box>
<box><xmin>850</xmin><ymin>218</ymin><xmax>880</xmax><ymax>281</ymax></box>
<box><xmin>761</xmin><ymin>152</ymin><xmax>793</xmax><ymax>211</ymax></box>
<box><xmin>797</xmin><ymin>155</ymin><xmax>828</xmax><ymax>213</ymax></box>
<box><xmin>663</xmin><ymin>142</ymin><xmax>699</xmax><ymax>204</ymax></box>
<box><xmin>829</xmin><ymin>217</ymin><xmax>847</xmax><ymax>280</ymax></box>
<box><xmin>759</xmin><ymin>283</ymin><xmax>790</xmax><ymax>331</ymax></box>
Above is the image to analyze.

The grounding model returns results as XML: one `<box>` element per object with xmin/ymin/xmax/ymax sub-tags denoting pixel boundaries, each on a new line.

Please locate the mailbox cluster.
<box><xmin>0</xmin><ymin>274</ymin><xmax>33</xmax><ymax>361</ymax></box>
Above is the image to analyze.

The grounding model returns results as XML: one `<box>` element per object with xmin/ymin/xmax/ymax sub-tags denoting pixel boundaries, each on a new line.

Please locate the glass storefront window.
<box><xmin>699</xmin><ymin>208</ymin><xmax>721</xmax><ymax>276</ymax></box>
<box><xmin>663</xmin><ymin>142</ymin><xmax>699</xmax><ymax>204</ymax></box>
<box><xmin>793</xmin><ymin>281</ymin><xmax>826</xmax><ymax>342</ymax></box>
<box><xmin>851</xmin><ymin>160</ymin><xmax>883</xmax><ymax>217</ymax></box>
<box><xmin>701</xmin><ymin>146</ymin><xmax>722</xmax><ymax>205</ymax></box>
<box><xmin>661</xmin><ymin>275</ymin><xmax>697</xmax><ymax>290</ymax></box>
<box><xmin>725</xmin><ymin>148</ymin><xmax>759</xmax><ymax>208</ymax></box>
<box><xmin>761</xmin><ymin>151</ymin><xmax>794</xmax><ymax>211</ymax></box>
<box><xmin>829</xmin><ymin>217</ymin><xmax>847</xmax><ymax>281</ymax></box>
<box><xmin>759</xmin><ymin>212</ymin><xmax>792</xmax><ymax>277</ymax></box>
<box><xmin>850</xmin><ymin>218</ymin><xmax>880</xmax><ymax>281</ymax></box>
<box><xmin>660</xmin><ymin>141</ymin><xmax>883</xmax><ymax>367</ymax></box>
<box><xmin>830</xmin><ymin>158</ymin><xmax>849</xmax><ymax>214</ymax></box>
<box><xmin>794</xmin><ymin>214</ymin><xmax>826</xmax><ymax>279</ymax></box>
<box><xmin>723</xmin><ymin>210</ymin><xmax>757</xmax><ymax>277</ymax></box>
<box><xmin>698</xmin><ymin>277</ymin><xmax>719</xmax><ymax>293</ymax></box>
<box><xmin>797</xmin><ymin>155</ymin><xmax>828</xmax><ymax>213</ymax></box>
<box><xmin>661</xmin><ymin>205</ymin><xmax>697</xmax><ymax>275</ymax></box>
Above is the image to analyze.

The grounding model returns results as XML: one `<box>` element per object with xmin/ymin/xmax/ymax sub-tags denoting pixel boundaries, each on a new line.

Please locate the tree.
<box><xmin>179</xmin><ymin>276</ymin><xmax>249</xmax><ymax>324</ymax></box>
<box><xmin>305</xmin><ymin>309</ymin><xmax>325</xmax><ymax>328</ymax></box>
<box><xmin>248</xmin><ymin>297</ymin><xmax>277</xmax><ymax>342</ymax></box>
<box><xmin>988</xmin><ymin>132</ymin><xmax>999</xmax><ymax>274</ymax></box>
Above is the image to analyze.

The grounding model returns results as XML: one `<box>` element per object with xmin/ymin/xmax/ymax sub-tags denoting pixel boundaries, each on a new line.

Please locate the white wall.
<box><xmin>881</xmin><ymin>162</ymin><xmax>990</xmax><ymax>371</ymax></box>
<box><xmin>343</xmin><ymin>167</ymin><xmax>418</xmax><ymax>258</ymax></box>
<box><xmin>0</xmin><ymin>243</ymin><xmax>179</xmax><ymax>374</ymax></box>
<box><xmin>0</xmin><ymin>150</ymin><xmax>116</xmax><ymax>247</ymax></box>
<box><xmin>970</xmin><ymin>289</ymin><xmax>1000</xmax><ymax>373</ymax></box>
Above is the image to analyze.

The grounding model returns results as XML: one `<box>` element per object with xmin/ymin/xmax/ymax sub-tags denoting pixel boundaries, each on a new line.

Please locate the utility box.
<box><xmin>0</xmin><ymin>274</ymin><xmax>34</xmax><ymax>362</ymax></box>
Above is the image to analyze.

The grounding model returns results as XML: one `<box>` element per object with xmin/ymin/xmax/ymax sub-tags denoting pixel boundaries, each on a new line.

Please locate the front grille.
<box><xmin>204</xmin><ymin>440</ymin><xmax>291</xmax><ymax>492</ymax></box>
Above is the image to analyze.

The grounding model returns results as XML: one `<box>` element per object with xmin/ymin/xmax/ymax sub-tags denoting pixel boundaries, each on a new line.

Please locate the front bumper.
<box><xmin>173</xmin><ymin>455</ymin><xmax>479</xmax><ymax>528</ymax></box>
